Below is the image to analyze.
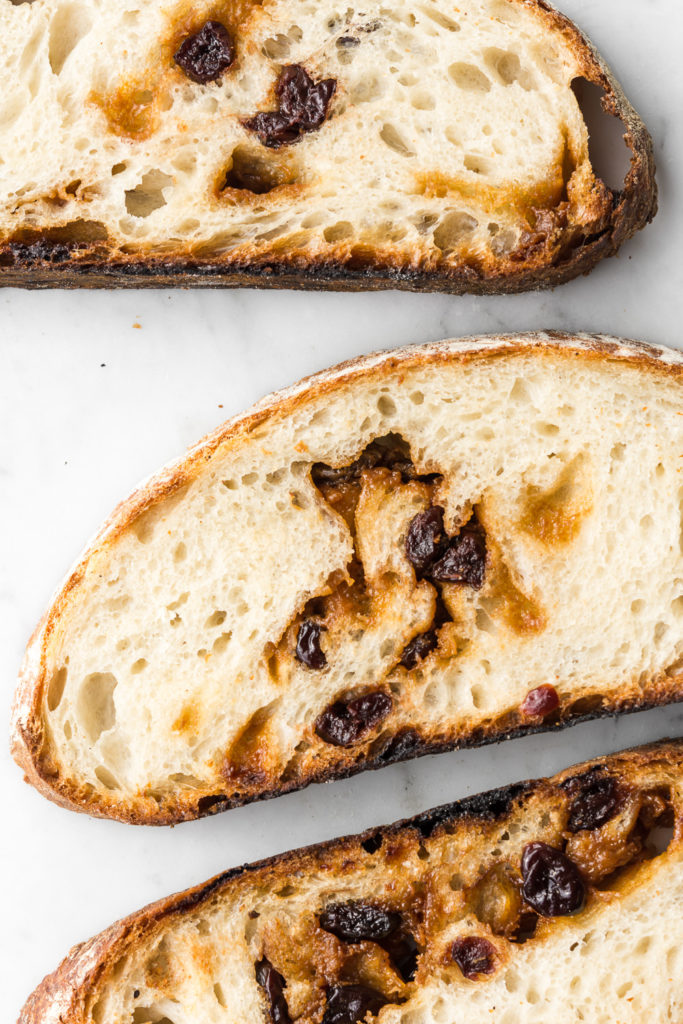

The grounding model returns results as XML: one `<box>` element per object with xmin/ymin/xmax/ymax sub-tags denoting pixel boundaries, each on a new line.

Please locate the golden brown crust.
<box><xmin>16</xmin><ymin>738</ymin><xmax>683</xmax><ymax>1024</ymax></box>
<box><xmin>9</xmin><ymin>333</ymin><xmax>683</xmax><ymax>825</ymax></box>
<box><xmin>0</xmin><ymin>0</ymin><xmax>656</xmax><ymax>291</ymax></box>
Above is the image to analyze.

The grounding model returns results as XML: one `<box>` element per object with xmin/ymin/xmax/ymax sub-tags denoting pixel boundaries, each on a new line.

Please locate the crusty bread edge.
<box><xmin>15</xmin><ymin>738</ymin><xmax>683</xmax><ymax>1024</ymax></box>
<box><xmin>0</xmin><ymin>0</ymin><xmax>656</xmax><ymax>291</ymax></box>
<box><xmin>9</xmin><ymin>332</ymin><xmax>683</xmax><ymax>824</ymax></box>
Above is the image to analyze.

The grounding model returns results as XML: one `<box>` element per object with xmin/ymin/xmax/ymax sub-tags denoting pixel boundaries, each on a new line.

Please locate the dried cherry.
<box><xmin>174</xmin><ymin>21</ymin><xmax>235</xmax><ymax>83</ymax></box>
<box><xmin>255</xmin><ymin>957</ymin><xmax>291</xmax><ymax>1024</ymax></box>
<box><xmin>296</xmin><ymin>619</ymin><xmax>327</xmax><ymax>669</ymax></box>
<box><xmin>520</xmin><ymin>684</ymin><xmax>559</xmax><ymax>719</ymax></box>
<box><xmin>450</xmin><ymin>936</ymin><xmax>497</xmax><ymax>979</ymax></box>
<box><xmin>521</xmin><ymin>842</ymin><xmax>585</xmax><ymax>917</ymax></box>
<box><xmin>315</xmin><ymin>691</ymin><xmax>392</xmax><ymax>746</ymax></box>
<box><xmin>245</xmin><ymin>65</ymin><xmax>336</xmax><ymax>148</ymax></box>
<box><xmin>322</xmin><ymin>984</ymin><xmax>387</xmax><ymax>1024</ymax></box>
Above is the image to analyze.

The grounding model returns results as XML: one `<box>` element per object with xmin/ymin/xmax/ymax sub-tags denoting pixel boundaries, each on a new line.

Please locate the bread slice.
<box><xmin>0</xmin><ymin>0</ymin><xmax>655</xmax><ymax>291</ymax></box>
<box><xmin>17</xmin><ymin>740</ymin><xmax>683</xmax><ymax>1024</ymax></box>
<box><xmin>11</xmin><ymin>333</ymin><xmax>683</xmax><ymax>825</ymax></box>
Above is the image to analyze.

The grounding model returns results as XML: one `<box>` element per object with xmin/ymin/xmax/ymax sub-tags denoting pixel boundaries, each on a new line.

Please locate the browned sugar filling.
<box><xmin>249</xmin><ymin>771</ymin><xmax>676</xmax><ymax>1024</ymax></box>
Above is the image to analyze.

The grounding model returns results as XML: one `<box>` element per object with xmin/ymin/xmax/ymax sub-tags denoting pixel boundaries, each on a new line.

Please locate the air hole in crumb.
<box><xmin>464</xmin><ymin>153</ymin><xmax>490</xmax><ymax>175</ymax></box>
<box><xmin>350</xmin><ymin>74</ymin><xmax>383</xmax><ymax>103</ymax></box>
<box><xmin>214</xmin><ymin>983</ymin><xmax>227</xmax><ymax>1007</ymax></box>
<box><xmin>448</xmin><ymin>62</ymin><xmax>491</xmax><ymax>92</ymax></box>
<box><xmin>131</xmin><ymin>659</ymin><xmax>147</xmax><ymax>674</ymax></box>
<box><xmin>484</xmin><ymin>48</ymin><xmax>533</xmax><ymax>89</ymax></box>
<box><xmin>570</xmin><ymin>78</ymin><xmax>631</xmax><ymax>191</ymax></box>
<box><xmin>324</xmin><ymin>221</ymin><xmax>354</xmax><ymax>242</ymax></box>
<box><xmin>213</xmin><ymin>631</ymin><xmax>232</xmax><ymax>653</ymax></box>
<box><xmin>262</xmin><ymin>33</ymin><xmax>291</xmax><ymax>58</ymax></box>
<box><xmin>125</xmin><ymin>170</ymin><xmax>173</xmax><ymax>218</ymax></box>
<box><xmin>205</xmin><ymin>610</ymin><xmax>227</xmax><ymax>628</ymax></box>
<box><xmin>77</xmin><ymin>673</ymin><xmax>117</xmax><ymax>741</ymax></box>
<box><xmin>379</xmin><ymin>123</ymin><xmax>415</xmax><ymax>157</ymax></box>
<box><xmin>47</xmin><ymin>666</ymin><xmax>68</xmax><ymax>711</ymax></box>
<box><xmin>95</xmin><ymin>765</ymin><xmax>119</xmax><ymax>789</ymax></box>
<box><xmin>223</xmin><ymin>146</ymin><xmax>293</xmax><ymax>195</ymax></box>
<box><xmin>433</xmin><ymin>211</ymin><xmax>477</xmax><ymax>252</ymax></box>
<box><xmin>419</xmin><ymin>6</ymin><xmax>460</xmax><ymax>31</ymax></box>
<box><xmin>377</xmin><ymin>394</ymin><xmax>397</xmax><ymax>417</ymax></box>
<box><xmin>471</xmin><ymin>683</ymin><xmax>485</xmax><ymax>709</ymax></box>
<box><xmin>48</xmin><ymin>2</ymin><xmax>92</xmax><ymax>75</ymax></box>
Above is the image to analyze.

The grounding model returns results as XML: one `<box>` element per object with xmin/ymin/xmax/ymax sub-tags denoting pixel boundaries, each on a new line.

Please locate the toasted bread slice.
<box><xmin>0</xmin><ymin>0</ymin><xmax>655</xmax><ymax>290</ymax></box>
<box><xmin>10</xmin><ymin>334</ymin><xmax>683</xmax><ymax>825</ymax></box>
<box><xmin>17</xmin><ymin>740</ymin><xmax>683</xmax><ymax>1024</ymax></box>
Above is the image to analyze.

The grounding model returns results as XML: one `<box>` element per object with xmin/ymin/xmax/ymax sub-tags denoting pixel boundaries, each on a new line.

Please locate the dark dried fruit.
<box><xmin>315</xmin><ymin>691</ymin><xmax>392</xmax><ymax>746</ymax></box>
<box><xmin>405</xmin><ymin>506</ymin><xmax>446</xmax><ymax>574</ymax></box>
<box><xmin>319</xmin><ymin>900</ymin><xmax>418</xmax><ymax>981</ymax></box>
<box><xmin>255</xmin><ymin>957</ymin><xmax>291</xmax><ymax>1024</ymax></box>
<box><xmin>521</xmin><ymin>842</ymin><xmax>585</xmax><ymax>917</ymax></box>
<box><xmin>313</xmin><ymin>438</ymin><xmax>431</xmax><ymax>487</ymax></box>
<box><xmin>174</xmin><ymin>21</ymin><xmax>235</xmax><ymax>84</ymax></box>
<box><xmin>382</xmin><ymin>928</ymin><xmax>419</xmax><ymax>981</ymax></box>
<box><xmin>376</xmin><ymin>728</ymin><xmax>422</xmax><ymax>763</ymax></box>
<box><xmin>563</xmin><ymin>771</ymin><xmax>622</xmax><ymax>833</ymax></box>
<box><xmin>520</xmin><ymin>684</ymin><xmax>560</xmax><ymax>718</ymax></box>
<box><xmin>245</xmin><ymin>64</ymin><xmax>336</xmax><ymax>148</ymax></box>
<box><xmin>322</xmin><ymin>984</ymin><xmax>387</xmax><ymax>1024</ymax></box>
<box><xmin>399</xmin><ymin>630</ymin><xmax>438</xmax><ymax>669</ymax></box>
<box><xmin>450</xmin><ymin>936</ymin><xmax>497</xmax><ymax>979</ymax></box>
<box><xmin>429</xmin><ymin>521</ymin><xmax>487</xmax><ymax>589</ymax></box>
<box><xmin>320</xmin><ymin>901</ymin><xmax>399</xmax><ymax>942</ymax></box>
<box><xmin>296</xmin><ymin>619</ymin><xmax>327</xmax><ymax>669</ymax></box>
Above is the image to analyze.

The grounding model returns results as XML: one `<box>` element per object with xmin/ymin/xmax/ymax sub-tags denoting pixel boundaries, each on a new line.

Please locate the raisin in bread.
<box><xmin>17</xmin><ymin>740</ymin><xmax>683</xmax><ymax>1024</ymax></box>
<box><xmin>0</xmin><ymin>0</ymin><xmax>655</xmax><ymax>290</ymax></box>
<box><xmin>10</xmin><ymin>333</ymin><xmax>683</xmax><ymax>824</ymax></box>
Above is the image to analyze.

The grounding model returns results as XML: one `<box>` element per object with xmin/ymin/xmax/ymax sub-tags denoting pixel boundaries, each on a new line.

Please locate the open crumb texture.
<box><xmin>16</xmin><ymin>739</ymin><xmax>683</xmax><ymax>1024</ymax></box>
<box><xmin>10</xmin><ymin>333</ymin><xmax>683</xmax><ymax>824</ymax></box>
<box><xmin>0</xmin><ymin>0</ymin><xmax>656</xmax><ymax>290</ymax></box>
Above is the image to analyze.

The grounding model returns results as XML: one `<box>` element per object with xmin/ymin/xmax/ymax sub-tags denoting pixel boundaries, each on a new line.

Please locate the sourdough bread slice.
<box><xmin>10</xmin><ymin>334</ymin><xmax>683</xmax><ymax>824</ymax></box>
<box><xmin>17</xmin><ymin>740</ymin><xmax>683</xmax><ymax>1024</ymax></box>
<box><xmin>0</xmin><ymin>0</ymin><xmax>655</xmax><ymax>290</ymax></box>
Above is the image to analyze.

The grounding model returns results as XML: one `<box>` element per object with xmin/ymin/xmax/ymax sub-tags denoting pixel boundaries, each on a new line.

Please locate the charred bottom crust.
<box><xmin>17</xmin><ymin>737</ymin><xmax>682</xmax><ymax>1024</ymax></box>
<box><xmin>0</xmin><ymin>176</ymin><xmax>657</xmax><ymax>293</ymax></box>
<box><xmin>22</xmin><ymin>682</ymin><xmax>683</xmax><ymax>826</ymax></box>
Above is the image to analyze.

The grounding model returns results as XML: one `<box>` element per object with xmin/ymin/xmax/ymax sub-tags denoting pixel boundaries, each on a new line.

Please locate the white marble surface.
<box><xmin>2</xmin><ymin>0</ymin><xmax>683</xmax><ymax>1017</ymax></box>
